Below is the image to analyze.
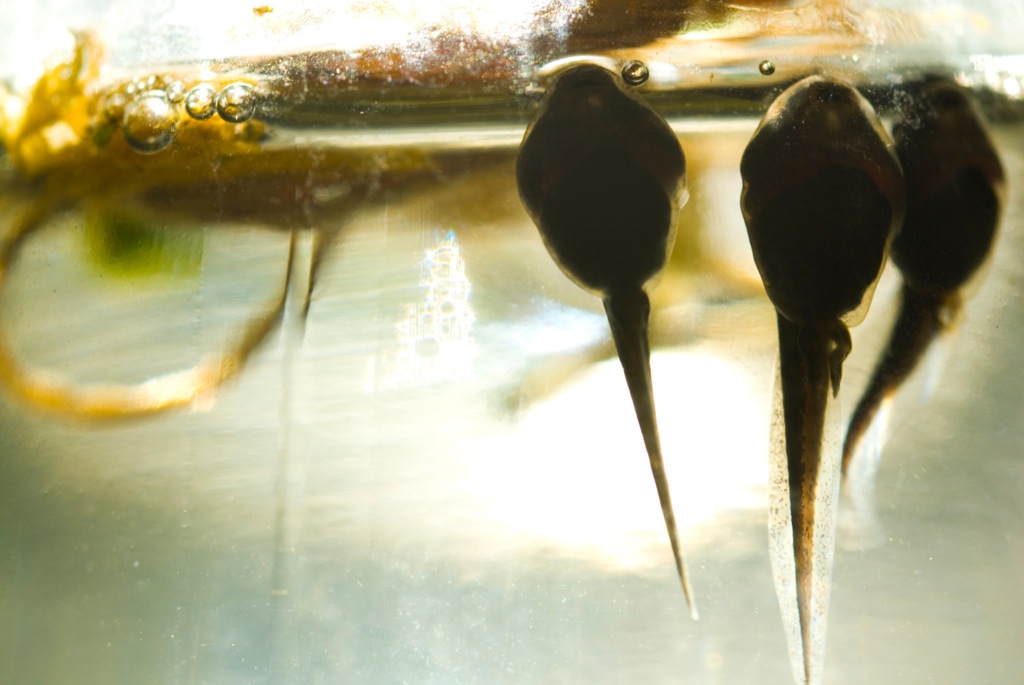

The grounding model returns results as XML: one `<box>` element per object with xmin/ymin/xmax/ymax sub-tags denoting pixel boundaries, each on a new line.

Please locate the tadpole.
<box><xmin>515</xmin><ymin>64</ymin><xmax>697</xmax><ymax>618</ymax></box>
<box><xmin>843</xmin><ymin>80</ymin><xmax>1005</xmax><ymax>475</ymax></box>
<box><xmin>740</xmin><ymin>76</ymin><xmax>905</xmax><ymax>685</ymax></box>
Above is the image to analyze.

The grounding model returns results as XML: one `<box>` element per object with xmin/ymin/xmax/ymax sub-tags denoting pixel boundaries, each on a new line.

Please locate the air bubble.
<box><xmin>620</xmin><ymin>60</ymin><xmax>650</xmax><ymax>87</ymax></box>
<box><xmin>122</xmin><ymin>90</ymin><xmax>175</xmax><ymax>154</ymax></box>
<box><xmin>184</xmin><ymin>84</ymin><xmax>217</xmax><ymax>120</ymax></box>
<box><xmin>165</xmin><ymin>81</ymin><xmax>185</xmax><ymax>104</ymax></box>
<box><xmin>216</xmin><ymin>82</ymin><xmax>257</xmax><ymax>123</ymax></box>
<box><xmin>759</xmin><ymin>60</ymin><xmax>776</xmax><ymax>76</ymax></box>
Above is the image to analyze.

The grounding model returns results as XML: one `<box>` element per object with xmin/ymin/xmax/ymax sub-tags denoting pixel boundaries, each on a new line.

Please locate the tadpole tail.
<box><xmin>842</xmin><ymin>284</ymin><xmax>952</xmax><ymax>476</ymax></box>
<box><xmin>604</xmin><ymin>290</ymin><xmax>698</xmax><ymax>621</ymax></box>
<box><xmin>773</xmin><ymin>315</ymin><xmax>844</xmax><ymax>685</ymax></box>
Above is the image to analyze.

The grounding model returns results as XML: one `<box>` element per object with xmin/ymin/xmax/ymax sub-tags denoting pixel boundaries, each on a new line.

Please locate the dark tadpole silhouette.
<box><xmin>515</xmin><ymin>64</ymin><xmax>697</xmax><ymax>618</ymax></box>
<box><xmin>842</xmin><ymin>80</ymin><xmax>1006</xmax><ymax>474</ymax></box>
<box><xmin>740</xmin><ymin>76</ymin><xmax>905</xmax><ymax>685</ymax></box>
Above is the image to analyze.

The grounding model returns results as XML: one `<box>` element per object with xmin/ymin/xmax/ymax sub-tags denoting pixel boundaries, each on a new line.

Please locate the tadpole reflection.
<box><xmin>843</xmin><ymin>79</ymin><xmax>1006</xmax><ymax>478</ymax></box>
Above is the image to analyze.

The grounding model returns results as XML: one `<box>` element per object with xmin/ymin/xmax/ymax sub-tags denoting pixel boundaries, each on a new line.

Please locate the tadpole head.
<box><xmin>740</xmin><ymin>76</ymin><xmax>905</xmax><ymax>327</ymax></box>
<box><xmin>516</xmin><ymin>64</ymin><xmax>687</xmax><ymax>296</ymax></box>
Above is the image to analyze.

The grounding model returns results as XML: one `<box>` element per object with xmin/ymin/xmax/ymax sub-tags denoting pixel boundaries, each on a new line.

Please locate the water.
<box><xmin>1</xmin><ymin>3</ymin><xmax>1023</xmax><ymax>684</ymax></box>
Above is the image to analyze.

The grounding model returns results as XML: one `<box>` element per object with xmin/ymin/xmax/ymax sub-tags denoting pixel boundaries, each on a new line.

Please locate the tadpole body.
<box><xmin>740</xmin><ymin>76</ymin><xmax>905</xmax><ymax>685</ymax></box>
<box><xmin>843</xmin><ymin>80</ymin><xmax>1005</xmax><ymax>473</ymax></box>
<box><xmin>515</xmin><ymin>64</ymin><xmax>697</xmax><ymax>618</ymax></box>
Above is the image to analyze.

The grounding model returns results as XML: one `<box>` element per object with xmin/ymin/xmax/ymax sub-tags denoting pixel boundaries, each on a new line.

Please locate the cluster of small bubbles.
<box><xmin>122</xmin><ymin>90</ymin><xmax>176</xmax><ymax>153</ymax></box>
<box><xmin>620</xmin><ymin>60</ymin><xmax>650</xmax><ymax>87</ymax></box>
<box><xmin>215</xmin><ymin>82</ymin><xmax>257</xmax><ymax>124</ymax></box>
<box><xmin>759</xmin><ymin>60</ymin><xmax>776</xmax><ymax>76</ymax></box>
<box><xmin>185</xmin><ymin>84</ymin><xmax>217</xmax><ymax>120</ymax></box>
<box><xmin>98</xmin><ymin>76</ymin><xmax>260</xmax><ymax>154</ymax></box>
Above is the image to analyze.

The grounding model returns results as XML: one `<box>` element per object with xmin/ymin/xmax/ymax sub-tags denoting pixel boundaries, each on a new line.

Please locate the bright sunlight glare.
<box><xmin>475</xmin><ymin>349</ymin><xmax>771</xmax><ymax>571</ymax></box>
